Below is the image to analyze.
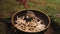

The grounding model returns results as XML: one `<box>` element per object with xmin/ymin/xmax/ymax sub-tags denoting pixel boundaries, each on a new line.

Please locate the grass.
<box><xmin>0</xmin><ymin>0</ymin><xmax>60</xmax><ymax>24</ymax></box>
<box><xmin>0</xmin><ymin>0</ymin><xmax>60</xmax><ymax>34</ymax></box>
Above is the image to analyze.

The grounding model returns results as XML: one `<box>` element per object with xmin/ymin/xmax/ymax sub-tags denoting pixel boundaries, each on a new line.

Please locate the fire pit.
<box><xmin>11</xmin><ymin>9</ymin><xmax>51</xmax><ymax>33</ymax></box>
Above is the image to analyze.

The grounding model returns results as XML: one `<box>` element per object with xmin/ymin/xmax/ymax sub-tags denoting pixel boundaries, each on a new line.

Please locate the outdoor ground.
<box><xmin>0</xmin><ymin>0</ymin><xmax>60</xmax><ymax>34</ymax></box>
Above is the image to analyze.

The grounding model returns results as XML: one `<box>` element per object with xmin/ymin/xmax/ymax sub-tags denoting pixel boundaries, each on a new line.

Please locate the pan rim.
<box><xmin>11</xmin><ymin>9</ymin><xmax>51</xmax><ymax>33</ymax></box>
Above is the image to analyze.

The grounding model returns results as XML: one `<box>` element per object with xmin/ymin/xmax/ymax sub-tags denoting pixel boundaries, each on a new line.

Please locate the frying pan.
<box><xmin>11</xmin><ymin>9</ymin><xmax>51</xmax><ymax>33</ymax></box>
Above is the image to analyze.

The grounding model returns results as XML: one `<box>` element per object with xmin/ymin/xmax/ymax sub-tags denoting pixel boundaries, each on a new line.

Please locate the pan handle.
<box><xmin>0</xmin><ymin>18</ymin><xmax>11</xmax><ymax>24</ymax></box>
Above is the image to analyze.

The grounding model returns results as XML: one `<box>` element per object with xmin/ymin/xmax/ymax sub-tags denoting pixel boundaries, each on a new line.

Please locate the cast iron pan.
<box><xmin>11</xmin><ymin>9</ymin><xmax>51</xmax><ymax>34</ymax></box>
